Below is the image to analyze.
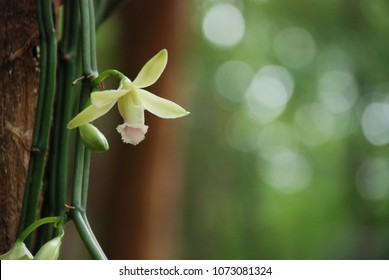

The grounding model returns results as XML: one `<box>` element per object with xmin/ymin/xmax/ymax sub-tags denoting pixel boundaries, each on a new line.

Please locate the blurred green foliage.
<box><xmin>182</xmin><ymin>0</ymin><xmax>389</xmax><ymax>259</ymax></box>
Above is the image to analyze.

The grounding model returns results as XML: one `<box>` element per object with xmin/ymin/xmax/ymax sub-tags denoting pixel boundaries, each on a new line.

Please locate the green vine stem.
<box><xmin>71</xmin><ymin>211</ymin><xmax>106</xmax><ymax>259</ymax></box>
<box><xmin>70</xmin><ymin>0</ymin><xmax>107</xmax><ymax>259</ymax></box>
<box><xmin>18</xmin><ymin>0</ymin><xmax>58</xmax><ymax>248</ymax></box>
<box><xmin>18</xmin><ymin>217</ymin><xmax>62</xmax><ymax>243</ymax></box>
<box><xmin>81</xmin><ymin>149</ymin><xmax>92</xmax><ymax>209</ymax></box>
<box><xmin>38</xmin><ymin>0</ymin><xmax>81</xmax><ymax>246</ymax></box>
<box><xmin>52</xmin><ymin>0</ymin><xmax>80</xmax><ymax>217</ymax></box>
<box><xmin>92</xmin><ymin>69</ymin><xmax>126</xmax><ymax>88</ymax></box>
<box><xmin>71</xmin><ymin>83</ymin><xmax>91</xmax><ymax>210</ymax></box>
<box><xmin>89</xmin><ymin>1</ymin><xmax>97</xmax><ymax>71</ymax></box>
<box><xmin>17</xmin><ymin>0</ymin><xmax>120</xmax><ymax>259</ymax></box>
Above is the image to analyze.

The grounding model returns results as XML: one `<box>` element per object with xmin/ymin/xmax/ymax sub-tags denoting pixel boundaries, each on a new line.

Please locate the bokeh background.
<box><xmin>63</xmin><ymin>0</ymin><xmax>389</xmax><ymax>259</ymax></box>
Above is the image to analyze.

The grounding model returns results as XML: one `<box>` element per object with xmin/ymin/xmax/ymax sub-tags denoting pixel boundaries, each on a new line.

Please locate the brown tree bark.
<box><xmin>0</xmin><ymin>0</ymin><xmax>39</xmax><ymax>253</ymax></box>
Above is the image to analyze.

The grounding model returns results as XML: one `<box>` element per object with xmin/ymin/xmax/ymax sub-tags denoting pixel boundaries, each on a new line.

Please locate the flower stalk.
<box><xmin>68</xmin><ymin>0</ymin><xmax>107</xmax><ymax>260</ymax></box>
<box><xmin>2</xmin><ymin>217</ymin><xmax>65</xmax><ymax>260</ymax></box>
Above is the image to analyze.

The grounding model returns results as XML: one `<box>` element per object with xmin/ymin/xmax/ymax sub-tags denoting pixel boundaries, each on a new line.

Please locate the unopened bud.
<box><xmin>34</xmin><ymin>236</ymin><xmax>62</xmax><ymax>260</ymax></box>
<box><xmin>0</xmin><ymin>241</ymin><xmax>33</xmax><ymax>260</ymax></box>
<box><xmin>79</xmin><ymin>123</ymin><xmax>109</xmax><ymax>152</ymax></box>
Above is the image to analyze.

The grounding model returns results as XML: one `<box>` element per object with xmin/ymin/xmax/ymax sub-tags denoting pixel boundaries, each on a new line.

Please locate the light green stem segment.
<box><xmin>18</xmin><ymin>217</ymin><xmax>62</xmax><ymax>242</ymax></box>
<box><xmin>92</xmin><ymin>69</ymin><xmax>127</xmax><ymax>88</ymax></box>
<box><xmin>70</xmin><ymin>0</ymin><xmax>107</xmax><ymax>260</ymax></box>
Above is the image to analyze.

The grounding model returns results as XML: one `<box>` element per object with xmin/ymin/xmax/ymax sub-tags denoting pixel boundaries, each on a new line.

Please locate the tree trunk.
<box><xmin>0</xmin><ymin>0</ymin><xmax>39</xmax><ymax>253</ymax></box>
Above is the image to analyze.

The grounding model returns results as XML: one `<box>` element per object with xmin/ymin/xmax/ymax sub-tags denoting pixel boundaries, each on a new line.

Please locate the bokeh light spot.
<box><xmin>257</xmin><ymin>122</ymin><xmax>299</xmax><ymax>161</ymax></box>
<box><xmin>360</xmin><ymin>0</ymin><xmax>389</xmax><ymax>28</ymax></box>
<box><xmin>361</xmin><ymin>102</ymin><xmax>389</xmax><ymax>146</ymax></box>
<box><xmin>318</xmin><ymin>71</ymin><xmax>359</xmax><ymax>114</ymax></box>
<box><xmin>246</xmin><ymin>65</ymin><xmax>294</xmax><ymax>123</ymax></box>
<box><xmin>356</xmin><ymin>157</ymin><xmax>389</xmax><ymax>200</ymax></box>
<box><xmin>273</xmin><ymin>27</ymin><xmax>316</xmax><ymax>69</ymax></box>
<box><xmin>260</xmin><ymin>149</ymin><xmax>313</xmax><ymax>194</ymax></box>
<box><xmin>225</xmin><ymin>111</ymin><xmax>259</xmax><ymax>152</ymax></box>
<box><xmin>215</xmin><ymin>60</ymin><xmax>254</xmax><ymax>102</ymax></box>
<box><xmin>294</xmin><ymin>103</ymin><xmax>335</xmax><ymax>146</ymax></box>
<box><xmin>202</xmin><ymin>4</ymin><xmax>245</xmax><ymax>47</ymax></box>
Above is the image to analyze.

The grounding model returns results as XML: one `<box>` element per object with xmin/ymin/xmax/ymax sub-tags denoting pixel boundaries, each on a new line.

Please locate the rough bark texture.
<box><xmin>0</xmin><ymin>0</ymin><xmax>39</xmax><ymax>253</ymax></box>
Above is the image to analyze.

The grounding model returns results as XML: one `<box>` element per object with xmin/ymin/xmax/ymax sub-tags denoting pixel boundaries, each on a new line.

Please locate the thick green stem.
<box><xmin>38</xmin><ymin>0</ymin><xmax>81</xmax><ymax>246</ymax></box>
<box><xmin>89</xmin><ymin>1</ymin><xmax>97</xmax><ymax>71</ymax></box>
<box><xmin>81</xmin><ymin>149</ymin><xmax>91</xmax><ymax>209</ymax></box>
<box><xmin>70</xmin><ymin>0</ymin><xmax>105</xmax><ymax>259</ymax></box>
<box><xmin>71</xmin><ymin>80</ymin><xmax>92</xmax><ymax>210</ymax></box>
<box><xmin>17</xmin><ymin>0</ymin><xmax>121</xmax><ymax>259</ymax></box>
<box><xmin>18</xmin><ymin>0</ymin><xmax>57</xmax><ymax>248</ymax></box>
<box><xmin>79</xmin><ymin>0</ymin><xmax>95</xmax><ymax>77</ymax></box>
<box><xmin>72</xmin><ymin>211</ymin><xmax>107</xmax><ymax>259</ymax></box>
<box><xmin>53</xmin><ymin>0</ymin><xmax>80</xmax><ymax>215</ymax></box>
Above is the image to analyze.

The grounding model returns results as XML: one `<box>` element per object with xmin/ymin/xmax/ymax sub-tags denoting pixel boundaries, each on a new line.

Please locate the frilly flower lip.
<box><xmin>116</xmin><ymin>123</ymin><xmax>148</xmax><ymax>145</ymax></box>
<box><xmin>67</xmin><ymin>49</ymin><xmax>189</xmax><ymax>145</ymax></box>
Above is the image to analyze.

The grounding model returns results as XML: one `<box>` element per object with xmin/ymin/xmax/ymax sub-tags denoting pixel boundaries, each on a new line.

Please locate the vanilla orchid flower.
<box><xmin>67</xmin><ymin>49</ymin><xmax>189</xmax><ymax>145</ymax></box>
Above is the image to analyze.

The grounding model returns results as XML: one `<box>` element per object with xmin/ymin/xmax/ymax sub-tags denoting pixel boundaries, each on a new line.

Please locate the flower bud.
<box><xmin>34</xmin><ymin>236</ymin><xmax>62</xmax><ymax>260</ymax></box>
<box><xmin>0</xmin><ymin>241</ymin><xmax>33</xmax><ymax>260</ymax></box>
<box><xmin>79</xmin><ymin>123</ymin><xmax>109</xmax><ymax>152</ymax></box>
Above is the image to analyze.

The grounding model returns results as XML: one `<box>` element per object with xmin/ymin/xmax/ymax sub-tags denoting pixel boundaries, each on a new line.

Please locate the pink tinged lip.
<box><xmin>116</xmin><ymin>123</ymin><xmax>149</xmax><ymax>145</ymax></box>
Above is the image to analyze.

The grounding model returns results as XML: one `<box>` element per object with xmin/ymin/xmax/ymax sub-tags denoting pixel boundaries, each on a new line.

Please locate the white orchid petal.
<box><xmin>91</xmin><ymin>89</ymin><xmax>127</xmax><ymax>108</ymax></box>
<box><xmin>132</xmin><ymin>49</ymin><xmax>168</xmax><ymax>88</ymax></box>
<box><xmin>117</xmin><ymin>91</ymin><xmax>145</xmax><ymax>125</ymax></box>
<box><xmin>67</xmin><ymin>103</ymin><xmax>114</xmax><ymax>129</ymax></box>
<box><xmin>137</xmin><ymin>89</ymin><xmax>189</xmax><ymax>119</ymax></box>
